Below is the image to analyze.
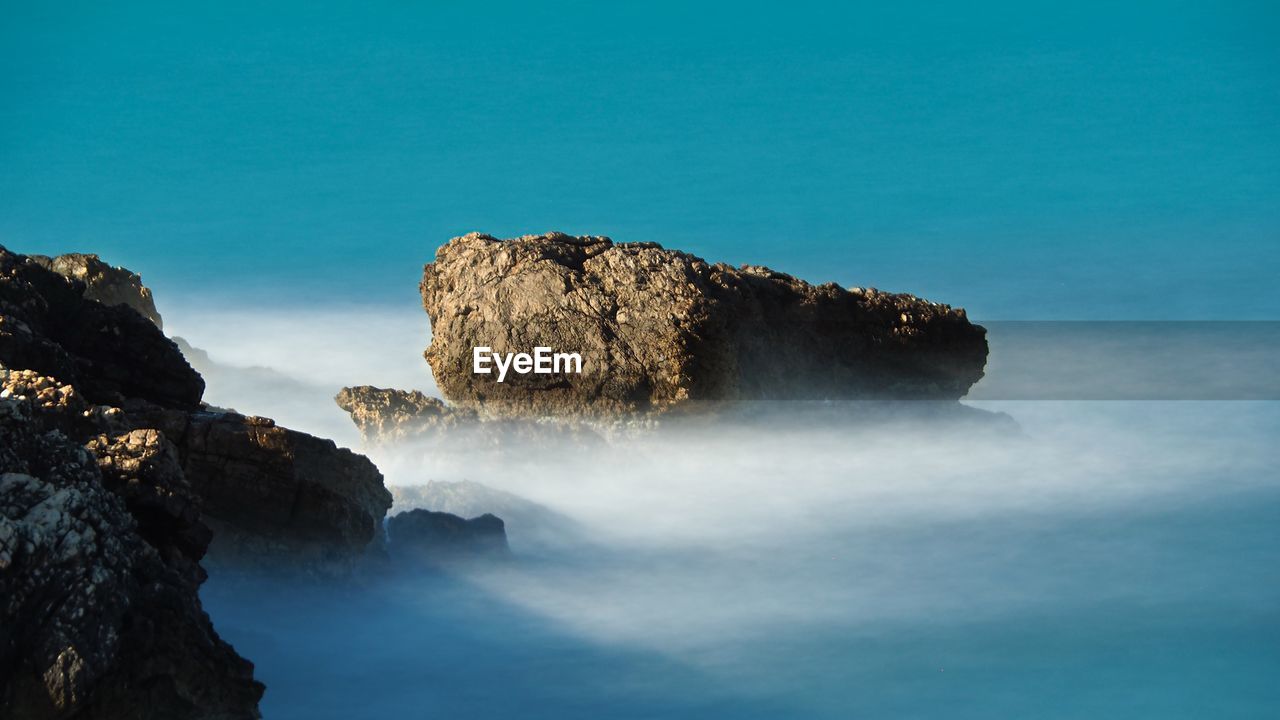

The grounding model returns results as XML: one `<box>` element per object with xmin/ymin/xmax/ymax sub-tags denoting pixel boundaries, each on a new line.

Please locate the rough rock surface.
<box><xmin>1</xmin><ymin>246</ymin><xmax>201</xmax><ymax>410</ymax></box>
<box><xmin>335</xmin><ymin>386</ymin><xmax>471</xmax><ymax>445</ymax></box>
<box><xmin>130</xmin><ymin>406</ymin><xmax>392</xmax><ymax>575</ymax></box>
<box><xmin>2</xmin><ymin>245</ymin><xmax>392</xmax><ymax>575</ymax></box>
<box><xmin>0</xmin><ymin>386</ymin><xmax>262</xmax><ymax>719</ymax></box>
<box><xmin>386</xmin><ymin>508</ymin><xmax>509</xmax><ymax>564</ymax></box>
<box><xmin>420</xmin><ymin>232</ymin><xmax>989</xmax><ymax>418</ymax></box>
<box><xmin>31</xmin><ymin>252</ymin><xmax>164</xmax><ymax>329</ymax></box>
<box><xmin>334</xmin><ymin>385</ymin><xmax>607</xmax><ymax>452</ymax></box>
<box><xmin>0</xmin><ymin>246</ymin><xmax>401</xmax><ymax>717</ymax></box>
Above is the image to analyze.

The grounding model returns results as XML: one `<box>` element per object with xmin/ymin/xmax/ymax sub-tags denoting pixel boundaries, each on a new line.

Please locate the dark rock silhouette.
<box><xmin>0</xmin><ymin>373</ymin><xmax>263</xmax><ymax>719</ymax></box>
<box><xmin>1</xmin><ymin>247</ymin><xmax>201</xmax><ymax>410</ymax></box>
<box><xmin>31</xmin><ymin>252</ymin><xmax>164</xmax><ymax>329</ymax></box>
<box><xmin>0</xmin><ymin>246</ymin><xmax>395</xmax><ymax>717</ymax></box>
<box><xmin>387</xmin><ymin>508</ymin><xmax>509</xmax><ymax>564</ymax></box>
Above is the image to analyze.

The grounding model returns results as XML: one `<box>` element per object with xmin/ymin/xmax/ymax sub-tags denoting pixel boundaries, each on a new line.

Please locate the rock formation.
<box><xmin>2</xmin><ymin>245</ymin><xmax>392</xmax><ymax>575</ymax></box>
<box><xmin>420</xmin><ymin>232</ymin><xmax>988</xmax><ymax>418</ymax></box>
<box><xmin>386</xmin><ymin>508</ymin><xmax>509</xmax><ymax>564</ymax></box>
<box><xmin>334</xmin><ymin>384</ymin><xmax>606</xmax><ymax>452</ymax></box>
<box><xmin>129</xmin><ymin>407</ymin><xmax>391</xmax><ymax>575</ymax></box>
<box><xmin>31</xmin><ymin>252</ymin><xmax>164</xmax><ymax>329</ymax></box>
<box><xmin>0</xmin><ymin>375</ymin><xmax>263</xmax><ymax>719</ymax></box>
<box><xmin>2</xmin><ymin>247</ymin><xmax>201</xmax><ymax>410</ymax></box>
<box><xmin>335</xmin><ymin>386</ymin><xmax>472</xmax><ymax>445</ymax></box>
<box><xmin>0</xmin><ymin>245</ymin><xmax>396</xmax><ymax>717</ymax></box>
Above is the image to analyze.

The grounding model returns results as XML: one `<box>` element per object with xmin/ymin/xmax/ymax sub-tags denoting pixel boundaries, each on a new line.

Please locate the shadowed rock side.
<box><xmin>129</xmin><ymin>407</ymin><xmax>392</xmax><ymax>575</ymax></box>
<box><xmin>31</xmin><ymin>252</ymin><xmax>164</xmax><ymax>329</ymax></box>
<box><xmin>420</xmin><ymin>232</ymin><xmax>988</xmax><ymax>418</ymax></box>
<box><xmin>391</xmin><ymin>481</ymin><xmax>581</xmax><ymax>551</ymax></box>
<box><xmin>386</xmin><ymin>508</ymin><xmax>509</xmax><ymax>565</ymax></box>
<box><xmin>1</xmin><ymin>246</ymin><xmax>392</xmax><ymax>576</ymax></box>
<box><xmin>0</xmin><ymin>375</ymin><xmax>263</xmax><ymax>719</ymax></box>
<box><xmin>0</xmin><ymin>246</ymin><xmax>396</xmax><ymax>717</ymax></box>
<box><xmin>1</xmin><ymin>246</ymin><xmax>201</xmax><ymax>410</ymax></box>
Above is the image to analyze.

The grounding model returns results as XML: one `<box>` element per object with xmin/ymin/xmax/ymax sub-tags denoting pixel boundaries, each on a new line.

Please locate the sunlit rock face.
<box><xmin>335</xmin><ymin>385</ymin><xmax>469</xmax><ymax>445</ymax></box>
<box><xmin>30</xmin><ymin>252</ymin><xmax>164</xmax><ymax>329</ymax></box>
<box><xmin>420</xmin><ymin>232</ymin><xmax>988</xmax><ymax>419</ymax></box>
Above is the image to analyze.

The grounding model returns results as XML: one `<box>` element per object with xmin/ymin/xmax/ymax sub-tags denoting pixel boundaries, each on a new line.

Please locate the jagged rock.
<box><xmin>386</xmin><ymin>508</ymin><xmax>509</xmax><ymax>565</ymax></box>
<box><xmin>0</xmin><ymin>392</ymin><xmax>263</xmax><ymax>719</ymax></box>
<box><xmin>86</xmin><ymin>429</ymin><xmax>211</xmax><ymax>582</ymax></box>
<box><xmin>1</xmin><ymin>246</ymin><xmax>201</xmax><ymax>410</ymax></box>
<box><xmin>129</xmin><ymin>406</ymin><xmax>392</xmax><ymax>576</ymax></box>
<box><xmin>334</xmin><ymin>386</ymin><xmax>472</xmax><ymax>445</ymax></box>
<box><xmin>2</xmin><ymin>246</ymin><xmax>392</xmax><ymax>575</ymax></box>
<box><xmin>1</xmin><ymin>243</ymin><xmax>401</xmax><ymax>715</ymax></box>
<box><xmin>335</xmin><ymin>384</ymin><xmax>607</xmax><ymax>451</ymax></box>
<box><xmin>420</xmin><ymin>232</ymin><xmax>989</xmax><ymax>418</ymax></box>
<box><xmin>31</xmin><ymin>252</ymin><xmax>164</xmax><ymax>329</ymax></box>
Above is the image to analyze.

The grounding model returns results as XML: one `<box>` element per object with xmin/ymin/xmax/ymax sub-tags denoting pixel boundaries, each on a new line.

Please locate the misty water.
<box><xmin>175</xmin><ymin>307</ymin><xmax>1280</xmax><ymax>719</ymax></box>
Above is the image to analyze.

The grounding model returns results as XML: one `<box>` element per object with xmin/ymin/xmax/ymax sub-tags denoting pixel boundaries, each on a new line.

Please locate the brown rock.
<box><xmin>31</xmin><ymin>252</ymin><xmax>164</xmax><ymax>329</ymax></box>
<box><xmin>420</xmin><ymin>232</ymin><xmax>988</xmax><ymax>418</ymax></box>
<box><xmin>131</xmin><ymin>407</ymin><xmax>393</xmax><ymax>576</ymax></box>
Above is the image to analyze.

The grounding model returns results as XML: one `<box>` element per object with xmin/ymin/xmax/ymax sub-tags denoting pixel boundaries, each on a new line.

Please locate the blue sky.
<box><xmin>2</xmin><ymin>1</ymin><xmax>1277</xmax><ymax>319</ymax></box>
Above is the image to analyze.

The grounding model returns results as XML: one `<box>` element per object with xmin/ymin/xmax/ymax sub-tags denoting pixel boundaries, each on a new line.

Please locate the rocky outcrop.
<box><xmin>0</xmin><ymin>245</ymin><xmax>400</xmax><ymax>717</ymax></box>
<box><xmin>31</xmin><ymin>252</ymin><xmax>164</xmax><ymax>329</ymax></box>
<box><xmin>335</xmin><ymin>386</ymin><xmax>472</xmax><ymax>445</ymax></box>
<box><xmin>420</xmin><ymin>232</ymin><xmax>988</xmax><ymax>418</ymax></box>
<box><xmin>2</xmin><ymin>245</ymin><xmax>392</xmax><ymax>575</ymax></box>
<box><xmin>0</xmin><ymin>384</ymin><xmax>263</xmax><ymax>719</ymax></box>
<box><xmin>386</xmin><ymin>508</ymin><xmax>509</xmax><ymax>564</ymax></box>
<box><xmin>125</xmin><ymin>406</ymin><xmax>392</xmax><ymax>576</ymax></box>
<box><xmin>1</xmin><ymin>246</ymin><xmax>201</xmax><ymax>410</ymax></box>
<box><xmin>334</xmin><ymin>385</ymin><xmax>606</xmax><ymax>451</ymax></box>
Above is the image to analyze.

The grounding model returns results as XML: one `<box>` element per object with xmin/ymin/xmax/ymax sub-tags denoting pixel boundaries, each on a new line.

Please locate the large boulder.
<box><xmin>420</xmin><ymin>232</ymin><xmax>988</xmax><ymax>418</ymax></box>
<box><xmin>31</xmin><ymin>252</ymin><xmax>164</xmax><ymax>329</ymax></box>
<box><xmin>0</xmin><ymin>387</ymin><xmax>262</xmax><ymax>719</ymax></box>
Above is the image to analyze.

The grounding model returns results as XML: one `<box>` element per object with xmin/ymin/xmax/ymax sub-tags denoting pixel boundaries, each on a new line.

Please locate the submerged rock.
<box><xmin>420</xmin><ymin>232</ymin><xmax>988</xmax><ymax>418</ymax></box>
<box><xmin>392</xmin><ymin>480</ymin><xmax>580</xmax><ymax>550</ymax></box>
<box><xmin>30</xmin><ymin>252</ymin><xmax>164</xmax><ymax>329</ymax></box>
<box><xmin>386</xmin><ymin>508</ymin><xmax>509</xmax><ymax>564</ymax></box>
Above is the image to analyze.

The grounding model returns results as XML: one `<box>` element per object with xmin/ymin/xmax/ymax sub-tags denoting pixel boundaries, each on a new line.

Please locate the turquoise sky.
<box><xmin>2</xmin><ymin>1</ymin><xmax>1277</xmax><ymax>319</ymax></box>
